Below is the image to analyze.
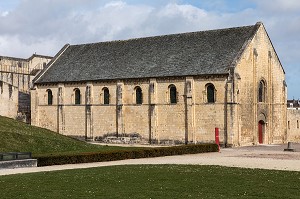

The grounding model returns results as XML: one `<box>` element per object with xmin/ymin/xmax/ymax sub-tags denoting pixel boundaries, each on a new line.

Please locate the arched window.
<box><xmin>258</xmin><ymin>80</ymin><xmax>266</xmax><ymax>102</ymax></box>
<box><xmin>135</xmin><ymin>87</ymin><xmax>143</xmax><ymax>104</ymax></box>
<box><xmin>207</xmin><ymin>84</ymin><xmax>215</xmax><ymax>103</ymax></box>
<box><xmin>74</xmin><ymin>88</ymin><xmax>81</xmax><ymax>105</ymax></box>
<box><xmin>103</xmin><ymin>87</ymin><xmax>110</xmax><ymax>105</ymax></box>
<box><xmin>169</xmin><ymin>84</ymin><xmax>177</xmax><ymax>104</ymax></box>
<box><xmin>47</xmin><ymin>89</ymin><xmax>53</xmax><ymax>105</ymax></box>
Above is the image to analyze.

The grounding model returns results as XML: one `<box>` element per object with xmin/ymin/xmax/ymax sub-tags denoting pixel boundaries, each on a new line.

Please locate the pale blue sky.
<box><xmin>0</xmin><ymin>0</ymin><xmax>299</xmax><ymax>99</ymax></box>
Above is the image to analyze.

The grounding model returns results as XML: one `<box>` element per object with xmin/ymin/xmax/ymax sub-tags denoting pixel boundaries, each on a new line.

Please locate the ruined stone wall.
<box><xmin>29</xmin><ymin>56</ymin><xmax>50</xmax><ymax>71</ymax></box>
<box><xmin>0</xmin><ymin>81</ymin><xmax>18</xmax><ymax>118</ymax></box>
<box><xmin>287</xmin><ymin>109</ymin><xmax>300</xmax><ymax>142</ymax></box>
<box><xmin>0</xmin><ymin>55</ymin><xmax>52</xmax><ymax>121</ymax></box>
<box><xmin>0</xmin><ymin>58</ymin><xmax>30</xmax><ymax>93</ymax></box>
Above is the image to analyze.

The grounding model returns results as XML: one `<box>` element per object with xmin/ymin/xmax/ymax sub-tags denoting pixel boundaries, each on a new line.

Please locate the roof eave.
<box><xmin>34</xmin><ymin>73</ymin><xmax>230</xmax><ymax>85</ymax></box>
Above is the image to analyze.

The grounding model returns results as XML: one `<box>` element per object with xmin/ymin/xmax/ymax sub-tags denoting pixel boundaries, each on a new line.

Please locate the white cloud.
<box><xmin>0</xmin><ymin>35</ymin><xmax>61</xmax><ymax>58</ymax></box>
<box><xmin>0</xmin><ymin>0</ymin><xmax>299</xmax><ymax>98</ymax></box>
<box><xmin>1</xmin><ymin>11</ymin><xmax>9</xmax><ymax>17</ymax></box>
<box><xmin>104</xmin><ymin>1</ymin><xmax>126</xmax><ymax>8</ymax></box>
<box><xmin>253</xmin><ymin>0</ymin><xmax>300</xmax><ymax>13</ymax></box>
<box><xmin>159</xmin><ymin>3</ymin><xmax>207</xmax><ymax>19</ymax></box>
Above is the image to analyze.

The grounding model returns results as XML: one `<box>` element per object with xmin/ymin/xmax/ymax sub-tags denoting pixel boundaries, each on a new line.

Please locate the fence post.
<box><xmin>215</xmin><ymin>128</ymin><xmax>220</xmax><ymax>152</ymax></box>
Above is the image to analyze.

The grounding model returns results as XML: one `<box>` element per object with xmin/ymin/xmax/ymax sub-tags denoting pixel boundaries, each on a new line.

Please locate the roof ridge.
<box><xmin>70</xmin><ymin>23</ymin><xmax>257</xmax><ymax>47</ymax></box>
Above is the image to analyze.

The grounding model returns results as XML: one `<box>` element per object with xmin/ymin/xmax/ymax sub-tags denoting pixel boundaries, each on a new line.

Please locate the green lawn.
<box><xmin>0</xmin><ymin>116</ymin><xmax>133</xmax><ymax>156</ymax></box>
<box><xmin>0</xmin><ymin>165</ymin><xmax>299</xmax><ymax>199</ymax></box>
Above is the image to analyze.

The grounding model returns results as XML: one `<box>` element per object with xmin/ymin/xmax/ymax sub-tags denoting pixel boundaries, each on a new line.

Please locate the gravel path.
<box><xmin>1</xmin><ymin>144</ymin><xmax>300</xmax><ymax>176</ymax></box>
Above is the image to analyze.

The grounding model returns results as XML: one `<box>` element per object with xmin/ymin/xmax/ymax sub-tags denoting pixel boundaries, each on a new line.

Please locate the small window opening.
<box><xmin>136</xmin><ymin>87</ymin><xmax>143</xmax><ymax>104</ymax></box>
<box><xmin>169</xmin><ymin>85</ymin><xmax>177</xmax><ymax>104</ymax></box>
<box><xmin>207</xmin><ymin>84</ymin><xmax>215</xmax><ymax>103</ymax></box>
<box><xmin>259</xmin><ymin>80</ymin><xmax>266</xmax><ymax>102</ymax></box>
<box><xmin>74</xmin><ymin>88</ymin><xmax>81</xmax><ymax>105</ymax></box>
<box><xmin>47</xmin><ymin>89</ymin><xmax>53</xmax><ymax>105</ymax></box>
<box><xmin>103</xmin><ymin>88</ymin><xmax>110</xmax><ymax>105</ymax></box>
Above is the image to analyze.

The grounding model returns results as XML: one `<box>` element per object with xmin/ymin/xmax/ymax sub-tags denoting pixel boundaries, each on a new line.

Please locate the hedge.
<box><xmin>35</xmin><ymin>144</ymin><xmax>218</xmax><ymax>167</ymax></box>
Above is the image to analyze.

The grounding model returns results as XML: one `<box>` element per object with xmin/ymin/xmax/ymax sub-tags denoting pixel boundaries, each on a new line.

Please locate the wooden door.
<box><xmin>258</xmin><ymin>121</ymin><xmax>263</xmax><ymax>144</ymax></box>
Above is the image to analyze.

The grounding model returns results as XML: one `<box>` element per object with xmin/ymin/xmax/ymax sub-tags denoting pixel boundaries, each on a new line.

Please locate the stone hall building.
<box><xmin>31</xmin><ymin>22</ymin><xmax>287</xmax><ymax>146</ymax></box>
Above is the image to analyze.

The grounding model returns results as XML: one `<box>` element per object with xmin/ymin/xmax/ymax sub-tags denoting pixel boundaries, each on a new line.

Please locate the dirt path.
<box><xmin>1</xmin><ymin>144</ymin><xmax>300</xmax><ymax>176</ymax></box>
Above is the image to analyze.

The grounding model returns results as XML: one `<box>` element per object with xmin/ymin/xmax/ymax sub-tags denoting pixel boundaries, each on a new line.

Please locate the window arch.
<box><xmin>74</xmin><ymin>88</ymin><xmax>81</xmax><ymax>105</ymax></box>
<box><xmin>103</xmin><ymin>87</ymin><xmax>110</xmax><ymax>105</ymax></box>
<box><xmin>258</xmin><ymin>80</ymin><xmax>266</xmax><ymax>102</ymax></box>
<box><xmin>135</xmin><ymin>86</ymin><xmax>143</xmax><ymax>104</ymax></box>
<box><xmin>169</xmin><ymin>84</ymin><xmax>177</xmax><ymax>104</ymax></box>
<box><xmin>206</xmin><ymin>84</ymin><xmax>215</xmax><ymax>103</ymax></box>
<box><xmin>46</xmin><ymin>89</ymin><xmax>53</xmax><ymax>105</ymax></box>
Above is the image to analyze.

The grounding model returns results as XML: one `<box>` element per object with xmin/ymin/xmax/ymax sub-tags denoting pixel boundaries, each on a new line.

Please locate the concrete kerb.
<box><xmin>0</xmin><ymin>159</ymin><xmax>37</xmax><ymax>170</ymax></box>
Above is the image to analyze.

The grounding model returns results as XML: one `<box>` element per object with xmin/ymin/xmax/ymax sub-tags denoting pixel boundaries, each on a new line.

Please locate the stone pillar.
<box><xmin>184</xmin><ymin>77</ymin><xmax>195</xmax><ymax>144</ymax></box>
<box><xmin>116</xmin><ymin>81</ymin><xmax>124</xmax><ymax>137</ymax></box>
<box><xmin>253</xmin><ymin>48</ymin><xmax>258</xmax><ymax>144</ymax></box>
<box><xmin>85</xmin><ymin>83</ymin><xmax>93</xmax><ymax>140</ymax></box>
<box><xmin>267</xmin><ymin>51</ymin><xmax>273</xmax><ymax>144</ymax></box>
<box><xmin>57</xmin><ymin>84</ymin><xmax>65</xmax><ymax>134</ymax></box>
<box><xmin>225</xmin><ymin>80</ymin><xmax>239</xmax><ymax>146</ymax></box>
<box><xmin>30</xmin><ymin>86</ymin><xmax>39</xmax><ymax>126</ymax></box>
<box><xmin>149</xmin><ymin>78</ymin><xmax>158</xmax><ymax>143</ymax></box>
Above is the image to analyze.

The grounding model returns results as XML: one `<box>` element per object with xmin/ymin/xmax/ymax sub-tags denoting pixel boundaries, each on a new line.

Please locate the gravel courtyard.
<box><xmin>1</xmin><ymin>143</ymin><xmax>300</xmax><ymax>176</ymax></box>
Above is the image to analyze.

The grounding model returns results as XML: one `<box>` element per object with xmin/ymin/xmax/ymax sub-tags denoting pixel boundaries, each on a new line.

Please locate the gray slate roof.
<box><xmin>35</xmin><ymin>23</ymin><xmax>261</xmax><ymax>84</ymax></box>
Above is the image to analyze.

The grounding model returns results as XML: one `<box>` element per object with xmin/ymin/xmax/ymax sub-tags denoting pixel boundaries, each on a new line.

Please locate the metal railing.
<box><xmin>0</xmin><ymin>152</ymin><xmax>32</xmax><ymax>161</ymax></box>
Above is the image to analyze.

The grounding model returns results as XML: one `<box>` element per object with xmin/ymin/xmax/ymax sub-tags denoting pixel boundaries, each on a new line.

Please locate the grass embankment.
<box><xmin>1</xmin><ymin>165</ymin><xmax>299</xmax><ymax>199</ymax></box>
<box><xmin>0</xmin><ymin>116</ymin><xmax>129</xmax><ymax>156</ymax></box>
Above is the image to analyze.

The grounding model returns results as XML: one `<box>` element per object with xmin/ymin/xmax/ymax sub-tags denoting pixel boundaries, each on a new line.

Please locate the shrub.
<box><xmin>35</xmin><ymin>143</ymin><xmax>218</xmax><ymax>167</ymax></box>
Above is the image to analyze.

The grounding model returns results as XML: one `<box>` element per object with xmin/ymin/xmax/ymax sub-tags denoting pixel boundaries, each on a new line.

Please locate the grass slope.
<box><xmin>0</xmin><ymin>116</ymin><xmax>126</xmax><ymax>155</ymax></box>
<box><xmin>0</xmin><ymin>165</ymin><xmax>299</xmax><ymax>199</ymax></box>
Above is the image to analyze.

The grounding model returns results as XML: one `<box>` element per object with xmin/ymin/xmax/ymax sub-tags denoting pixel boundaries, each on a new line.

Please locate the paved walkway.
<box><xmin>1</xmin><ymin>144</ymin><xmax>300</xmax><ymax>176</ymax></box>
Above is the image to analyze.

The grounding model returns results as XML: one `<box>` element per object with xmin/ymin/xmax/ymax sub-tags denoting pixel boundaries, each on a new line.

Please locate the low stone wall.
<box><xmin>0</xmin><ymin>159</ymin><xmax>37</xmax><ymax>170</ymax></box>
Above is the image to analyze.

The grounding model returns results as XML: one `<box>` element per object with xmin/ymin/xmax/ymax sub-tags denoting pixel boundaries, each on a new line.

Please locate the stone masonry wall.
<box><xmin>234</xmin><ymin>24</ymin><xmax>287</xmax><ymax>145</ymax></box>
<box><xmin>32</xmin><ymin>75</ymin><xmax>228</xmax><ymax>144</ymax></box>
<box><xmin>287</xmin><ymin>109</ymin><xmax>300</xmax><ymax>142</ymax></box>
<box><xmin>0</xmin><ymin>81</ymin><xmax>18</xmax><ymax>118</ymax></box>
<box><xmin>0</xmin><ymin>55</ymin><xmax>52</xmax><ymax>121</ymax></box>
